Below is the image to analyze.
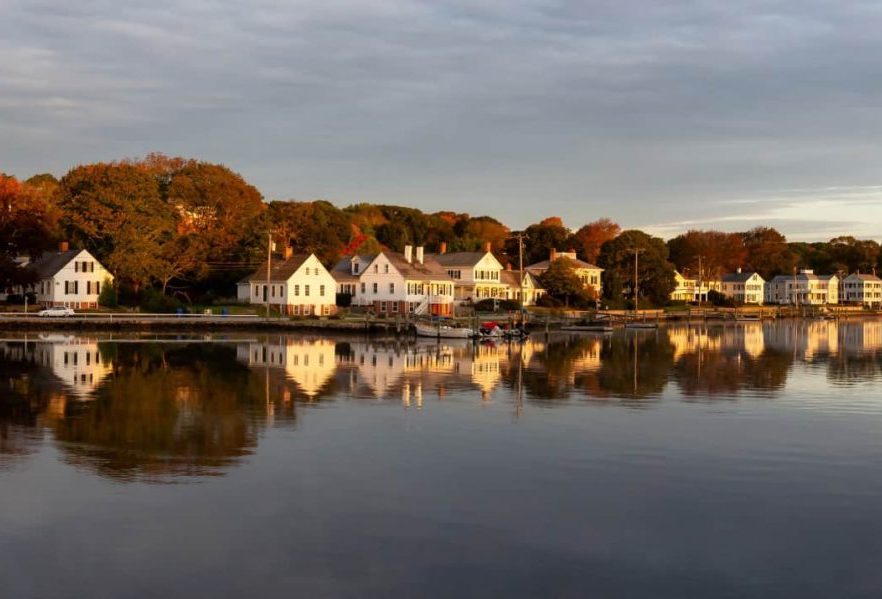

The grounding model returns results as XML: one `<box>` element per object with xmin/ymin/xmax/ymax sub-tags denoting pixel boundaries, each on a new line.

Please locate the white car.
<box><xmin>38</xmin><ymin>306</ymin><xmax>75</xmax><ymax>317</ymax></box>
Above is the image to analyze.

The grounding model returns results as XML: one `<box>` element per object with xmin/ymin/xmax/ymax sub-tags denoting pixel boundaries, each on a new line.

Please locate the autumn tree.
<box><xmin>598</xmin><ymin>230</ymin><xmax>676</xmax><ymax>307</ymax></box>
<box><xmin>516</xmin><ymin>217</ymin><xmax>574</xmax><ymax>264</ymax></box>
<box><xmin>268</xmin><ymin>200</ymin><xmax>351</xmax><ymax>265</ymax></box>
<box><xmin>56</xmin><ymin>162</ymin><xmax>176</xmax><ymax>292</ymax></box>
<box><xmin>573</xmin><ymin>218</ymin><xmax>620</xmax><ymax>265</ymax></box>
<box><xmin>667</xmin><ymin>230</ymin><xmax>747</xmax><ymax>280</ymax></box>
<box><xmin>741</xmin><ymin>227</ymin><xmax>798</xmax><ymax>279</ymax></box>
<box><xmin>539</xmin><ymin>258</ymin><xmax>596</xmax><ymax>307</ymax></box>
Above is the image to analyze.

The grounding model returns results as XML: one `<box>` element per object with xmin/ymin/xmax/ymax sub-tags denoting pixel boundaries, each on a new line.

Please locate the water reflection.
<box><xmin>2</xmin><ymin>319</ymin><xmax>882</xmax><ymax>480</ymax></box>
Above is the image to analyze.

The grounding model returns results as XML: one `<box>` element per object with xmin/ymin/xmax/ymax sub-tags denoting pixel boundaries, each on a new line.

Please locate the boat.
<box><xmin>735</xmin><ymin>313</ymin><xmax>761</xmax><ymax>321</ymax></box>
<box><xmin>561</xmin><ymin>319</ymin><xmax>614</xmax><ymax>333</ymax></box>
<box><xmin>414</xmin><ymin>322</ymin><xmax>476</xmax><ymax>339</ymax></box>
<box><xmin>477</xmin><ymin>321</ymin><xmax>528</xmax><ymax>339</ymax></box>
<box><xmin>624</xmin><ymin>321</ymin><xmax>658</xmax><ymax>330</ymax></box>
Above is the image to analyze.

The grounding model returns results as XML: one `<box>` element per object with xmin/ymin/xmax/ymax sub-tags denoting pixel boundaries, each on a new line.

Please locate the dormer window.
<box><xmin>353</xmin><ymin>263</ymin><xmax>360</xmax><ymax>274</ymax></box>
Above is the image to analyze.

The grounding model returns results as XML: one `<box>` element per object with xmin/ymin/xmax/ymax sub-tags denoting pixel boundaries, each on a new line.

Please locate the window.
<box><xmin>74</xmin><ymin>262</ymin><xmax>78</xmax><ymax>273</ymax></box>
<box><xmin>392</xmin><ymin>302</ymin><xmax>398</xmax><ymax>313</ymax></box>
<box><xmin>254</xmin><ymin>285</ymin><xmax>259</xmax><ymax>296</ymax></box>
<box><xmin>305</xmin><ymin>285</ymin><xmax>310</xmax><ymax>296</ymax></box>
<box><xmin>389</xmin><ymin>283</ymin><xmax>395</xmax><ymax>294</ymax></box>
<box><xmin>380</xmin><ymin>302</ymin><xmax>386</xmax><ymax>312</ymax></box>
<box><xmin>271</xmin><ymin>286</ymin><xmax>276</xmax><ymax>298</ymax></box>
<box><xmin>354</xmin><ymin>264</ymin><xmax>360</xmax><ymax>274</ymax></box>
<box><xmin>95</xmin><ymin>281</ymin><xmax>100</xmax><ymax>294</ymax></box>
<box><xmin>384</xmin><ymin>264</ymin><xmax>389</xmax><ymax>273</ymax></box>
<box><xmin>294</xmin><ymin>285</ymin><xmax>300</xmax><ymax>296</ymax></box>
<box><xmin>373</xmin><ymin>282</ymin><xmax>378</xmax><ymax>294</ymax></box>
<box><xmin>86</xmin><ymin>281</ymin><xmax>91</xmax><ymax>294</ymax></box>
<box><xmin>361</xmin><ymin>282</ymin><xmax>366</xmax><ymax>294</ymax></box>
<box><xmin>374</xmin><ymin>265</ymin><xmax>378</xmax><ymax>273</ymax></box>
<box><xmin>320</xmin><ymin>285</ymin><xmax>325</xmax><ymax>297</ymax></box>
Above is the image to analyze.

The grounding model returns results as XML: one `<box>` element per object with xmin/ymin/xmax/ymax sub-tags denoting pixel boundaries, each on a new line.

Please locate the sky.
<box><xmin>2</xmin><ymin>0</ymin><xmax>882</xmax><ymax>241</ymax></box>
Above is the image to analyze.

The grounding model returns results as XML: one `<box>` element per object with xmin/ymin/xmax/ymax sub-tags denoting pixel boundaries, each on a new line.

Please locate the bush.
<box><xmin>98</xmin><ymin>281</ymin><xmax>118</xmax><ymax>308</ymax></box>
<box><xmin>536</xmin><ymin>294</ymin><xmax>563</xmax><ymax>308</ymax></box>
<box><xmin>336</xmin><ymin>292</ymin><xmax>352</xmax><ymax>308</ymax></box>
<box><xmin>140</xmin><ymin>289</ymin><xmax>183</xmax><ymax>313</ymax></box>
<box><xmin>474</xmin><ymin>298</ymin><xmax>521</xmax><ymax>312</ymax></box>
<box><xmin>707</xmin><ymin>290</ymin><xmax>734</xmax><ymax>307</ymax></box>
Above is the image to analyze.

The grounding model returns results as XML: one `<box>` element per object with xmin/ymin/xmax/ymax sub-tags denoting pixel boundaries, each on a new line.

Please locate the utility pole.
<box><xmin>697</xmin><ymin>255</ymin><xmax>704</xmax><ymax>309</ymax></box>
<box><xmin>266</xmin><ymin>231</ymin><xmax>272</xmax><ymax>320</ymax></box>
<box><xmin>632</xmin><ymin>248</ymin><xmax>645</xmax><ymax>318</ymax></box>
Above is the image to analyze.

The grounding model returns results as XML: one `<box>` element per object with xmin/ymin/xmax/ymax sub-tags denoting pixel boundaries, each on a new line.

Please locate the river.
<box><xmin>2</xmin><ymin>320</ymin><xmax>882</xmax><ymax>598</ymax></box>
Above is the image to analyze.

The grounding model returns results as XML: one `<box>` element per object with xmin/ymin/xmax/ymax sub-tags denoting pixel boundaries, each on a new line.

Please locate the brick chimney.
<box><xmin>506</xmin><ymin>262</ymin><xmax>512</xmax><ymax>271</ymax></box>
<box><xmin>550</xmin><ymin>249</ymin><xmax>558</xmax><ymax>261</ymax></box>
<box><xmin>416</xmin><ymin>246</ymin><xmax>424</xmax><ymax>264</ymax></box>
<box><xmin>484</xmin><ymin>241</ymin><xmax>491</xmax><ymax>253</ymax></box>
<box><xmin>404</xmin><ymin>245</ymin><xmax>413</xmax><ymax>263</ymax></box>
<box><xmin>439</xmin><ymin>241</ymin><xmax>447</xmax><ymax>255</ymax></box>
<box><xmin>59</xmin><ymin>241</ymin><xmax>69</xmax><ymax>252</ymax></box>
<box><xmin>284</xmin><ymin>246</ymin><xmax>293</xmax><ymax>260</ymax></box>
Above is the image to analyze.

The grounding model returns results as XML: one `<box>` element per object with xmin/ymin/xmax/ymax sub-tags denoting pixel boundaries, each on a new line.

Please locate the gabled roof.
<box><xmin>29</xmin><ymin>249</ymin><xmax>84</xmax><ymax>279</ymax></box>
<box><xmin>526</xmin><ymin>257</ymin><xmax>602</xmax><ymax>271</ymax></box>
<box><xmin>845</xmin><ymin>273</ymin><xmax>882</xmax><ymax>282</ymax></box>
<box><xmin>240</xmin><ymin>254</ymin><xmax>312</xmax><ymax>283</ymax></box>
<box><xmin>722</xmin><ymin>271</ymin><xmax>760</xmax><ymax>283</ymax></box>
<box><xmin>374</xmin><ymin>252</ymin><xmax>453</xmax><ymax>281</ymax></box>
<box><xmin>431</xmin><ymin>251</ymin><xmax>497</xmax><ymax>268</ymax></box>
<box><xmin>500</xmin><ymin>270</ymin><xmax>543</xmax><ymax>289</ymax></box>
<box><xmin>330</xmin><ymin>255</ymin><xmax>374</xmax><ymax>282</ymax></box>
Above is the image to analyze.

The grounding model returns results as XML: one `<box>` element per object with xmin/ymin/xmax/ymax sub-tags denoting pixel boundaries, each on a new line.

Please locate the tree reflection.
<box><xmin>49</xmin><ymin>343</ymin><xmax>295</xmax><ymax>481</ymax></box>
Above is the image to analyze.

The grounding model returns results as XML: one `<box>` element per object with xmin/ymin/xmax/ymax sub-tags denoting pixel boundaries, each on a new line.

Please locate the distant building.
<box><xmin>841</xmin><ymin>273</ymin><xmax>882</xmax><ymax>307</ymax></box>
<box><xmin>765</xmin><ymin>270</ymin><xmax>838</xmax><ymax>305</ymax></box>
<box><xmin>23</xmin><ymin>242</ymin><xmax>114</xmax><ymax>309</ymax></box>
<box><xmin>670</xmin><ymin>270</ymin><xmax>721</xmax><ymax>303</ymax></box>
<box><xmin>721</xmin><ymin>269</ymin><xmax>765</xmax><ymax>304</ymax></box>
<box><xmin>333</xmin><ymin>245</ymin><xmax>455</xmax><ymax>316</ymax></box>
<box><xmin>500</xmin><ymin>268</ymin><xmax>546</xmax><ymax>306</ymax></box>
<box><xmin>238</xmin><ymin>251</ymin><xmax>337</xmax><ymax>316</ymax></box>
<box><xmin>526</xmin><ymin>249</ymin><xmax>603</xmax><ymax>297</ymax></box>
<box><xmin>430</xmin><ymin>245</ymin><xmax>508</xmax><ymax>303</ymax></box>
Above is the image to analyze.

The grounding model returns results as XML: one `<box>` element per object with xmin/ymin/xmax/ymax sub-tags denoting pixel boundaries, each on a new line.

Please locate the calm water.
<box><xmin>3</xmin><ymin>321</ymin><xmax>882</xmax><ymax>598</ymax></box>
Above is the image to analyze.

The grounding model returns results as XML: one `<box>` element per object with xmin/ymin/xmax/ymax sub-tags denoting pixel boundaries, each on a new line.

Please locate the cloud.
<box><xmin>2</xmin><ymin>0</ymin><xmax>882</xmax><ymax>240</ymax></box>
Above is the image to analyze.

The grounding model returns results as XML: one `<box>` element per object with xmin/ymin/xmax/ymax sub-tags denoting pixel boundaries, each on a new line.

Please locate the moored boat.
<box><xmin>414</xmin><ymin>322</ymin><xmax>476</xmax><ymax>339</ymax></box>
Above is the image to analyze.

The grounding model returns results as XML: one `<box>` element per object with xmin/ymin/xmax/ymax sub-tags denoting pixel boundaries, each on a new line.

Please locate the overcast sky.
<box><xmin>3</xmin><ymin>0</ymin><xmax>882</xmax><ymax>240</ymax></box>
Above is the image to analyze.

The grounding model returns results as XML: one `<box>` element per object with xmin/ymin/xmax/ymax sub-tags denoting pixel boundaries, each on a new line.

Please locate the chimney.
<box><xmin>416</xmin><ymin>246</ymin><xmax>424</xmax><ymax>264</ymax></box>
<box><xmin>404</xmin><ymin>245</ymin><xmax>413</xmax><ymax>263</ymax></box>
<box><xmin>284</xmin><ymin>246</ymin><xmax>293</xmax><ymax>260</ymax></box>
<box><xmin>506</xmin><ymin>262</ymin><xmax>512</xmax><ymax>271</ymax></box>
<box><xmin>59</xmin><ymin>241</ymin><xmax>69</xmax><ymax>253</ymax></box>
<box><xmin>737</xmin><ymin>267</ymin><xmax>742</xmax><ymax>274</ymax></box>
<box><xmin>550</xmin><ymin>249</ymin><xmax>558</xmax><ymax>261</ymax></box>
<box><xmin>439</xmin><ymin>241</ymin><xmax>447</xmax><ymax>255</ymax></box>
<box><xmin>484</xmin><ymin>241</ymin><xmax>491</xmax><ymax>253</ymax></box>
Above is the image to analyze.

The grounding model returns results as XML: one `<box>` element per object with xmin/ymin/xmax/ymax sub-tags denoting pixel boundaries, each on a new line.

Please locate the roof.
<box><xmin>526</xmin><ymin>257</ymin><xmax>602</xmax><ymax>272</ymax></box>
<box><xmin>768</xmin><ymin>272</ymin><xmax>837</xmax><ymax>283</ymax></box>
<box><xmin>722</xmin><ymin>271</ymin><xmax>760</xmax><ymax>283</ymax></box>
<box><xmin>845</xmin><ymin>273</ymin><xmax>882</xmax><ymax>282</ymax></box>
<box><xmin>240</xmin><ymin>254</ymin><xmax>312</xmax><ymax>283</ymax></box>
<box><xmin>431</xmin><ymin>252</ymin><xmax>492</xmax><ymax>268</ymax></box>
<box><xmin>29</xmin><ymin>249</ymin><xmax>83</xmax><ymax>279</ymax></box>
<box><xmin>500</xmin><ymin>270</ymin><xmax>543</xmax><ymax>289</ymax></box>
<box><xmin>330</xmin><ymin>256</ymin><xmax>372</xmax><ymax>282</ymax></box>
<box><xmin>381</xmin><ymin>252</ymin><xmax>453</xmax><ymax>280</ymax></box>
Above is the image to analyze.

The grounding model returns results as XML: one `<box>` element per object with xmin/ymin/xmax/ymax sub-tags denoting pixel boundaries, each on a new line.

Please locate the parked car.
<box><xmin>38</xmin><ymin>306</ymin><xmax>75</xmax><ymax>317</ymax></box>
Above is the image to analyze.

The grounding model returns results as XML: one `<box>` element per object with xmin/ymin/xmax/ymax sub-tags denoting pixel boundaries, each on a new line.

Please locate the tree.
<box><xmin>741</xmin><ymin>227</ymin><xmax>798</xmax><ymax>279</ymax></box>
<box><xmin>598</xmin><ymin>230</ymin><xmax>676</xmax><ymax>306</ymax></box>
<box><xmin>0</xmin><ymin>174</ymin><xmax>60</xmax><ymax>258</ymax></box>
<box><xmin>539</xmin><ymin>258</ymin><xmax>595</xmax><ymax>307</ymax></box>
<box><xmin>268</xmin><ymin>200</ymin><xmax>350</xmax><ymax>265</ymax></box>
<box><xmin>518</xmin><ymin>217</ymin><xmax>574</xmax><ymax>264</ymax></box>
<box><xmin>667</xmin><ymin>230</ymin><xmax>747</xmax><ymax>280</ymax></box>
<box><xmin>56</xmin><ymin>162</ymin><xmax>176</xmax><ymax>292</ymax></box>
<box><xmin>573</xmin><ymin>218</ymin><xmax>620</xmax><ymax>264</ymax></box>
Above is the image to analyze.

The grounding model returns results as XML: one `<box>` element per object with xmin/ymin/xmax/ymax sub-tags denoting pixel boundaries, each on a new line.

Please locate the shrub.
<box><xmin>98</xmin><ymin>281</ymin><xmax>118</xmax><ymax>308</ymax></box>
<box><xmin>140</xmin><ymin>289</ymin><xmax>183</xmax><ymax>313</ymax></box>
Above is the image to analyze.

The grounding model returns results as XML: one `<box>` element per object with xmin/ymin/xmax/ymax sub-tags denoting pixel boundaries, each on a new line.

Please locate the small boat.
<box><xmin>414</xmin><ymin>322</ymin><xmax>476</xmax><ymax>339</ymax></box>
<box><xmin>624</xmin><ymin>322</ymin><xmax>658</xmax><ymax>330</ymax></box>
<box><xmin>561</xmin><ymin>320</ymin><xmax>614</xmax><ymax>333</ymax></box>
<box><xmin>735</xmin><ymin>313</ymin><xmax>761</xmax><ymax>321</ymax></box>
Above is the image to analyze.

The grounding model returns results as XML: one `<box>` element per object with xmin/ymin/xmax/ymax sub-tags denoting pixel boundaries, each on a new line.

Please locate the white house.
<box><xmin>500</xmin><ymin>268</ymin><xmax>546</xmax><ymax>306</ymax></box>
<box><xmin>339</xmin><ymin>245</ymin><xmax>456</xmax><ymax>316</ymax></box>
<box><xmin>670</xmin><ymin>270</ymin><xmax>722</xmax><ymax>303</ymax></box>
<box><xmin>430</xmin><ymin>246</ymin><xmax>508</xmax><ymax>303</ymax></box>
<box><xmin>841</xmin><ymin>273</ymin><xmax>882</xmax><ymax>307</ymax></box>
<box><xmin>526</xmin><ymin>249</ymin><xmax>603</xmax><ymax>297</ymax></box>
<box><xmin>25</xmin><ymin>243</ymin><xmax>114</xmax><ymax>309</ymax></box>
<box><xmin>721</xmin><ymin>270</ymin><xmax>765</xmax><ymax>304</ymax></box>
<box><xmin>238</xmin><ymin>252</ymin><xmax>337</xmax><ymax>316</ymax></box>
<box><xmin>765</xmin><ymin>270</ymin><xmax>838</xmax><ymax>305</ymax></box>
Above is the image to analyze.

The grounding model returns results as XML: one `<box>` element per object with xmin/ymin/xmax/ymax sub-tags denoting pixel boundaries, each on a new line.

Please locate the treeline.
<box><xmin>2</xmin><ymin>153</ymin><xmax>880</xmax><ymax>307</ymax></box>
